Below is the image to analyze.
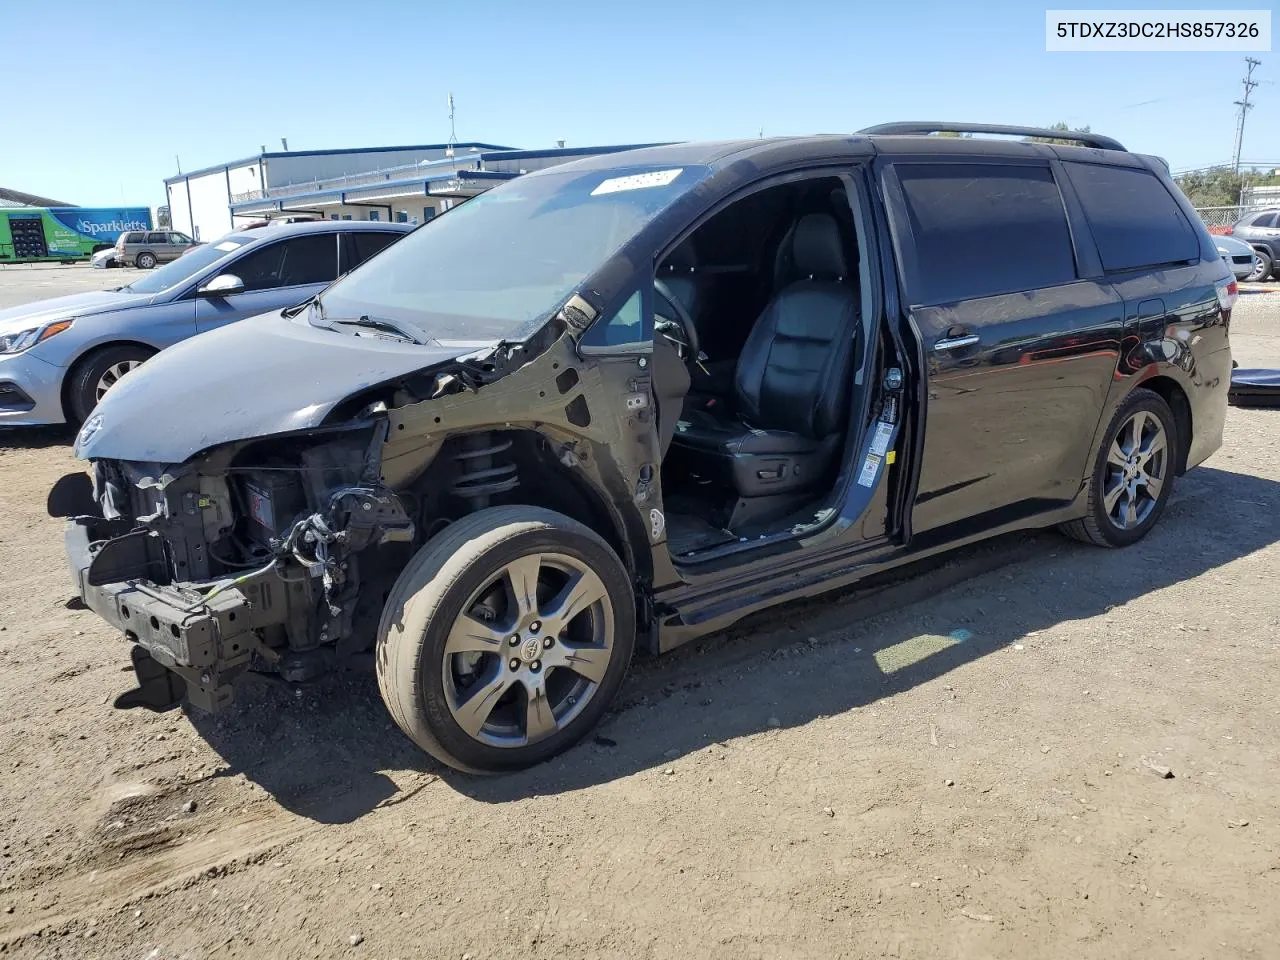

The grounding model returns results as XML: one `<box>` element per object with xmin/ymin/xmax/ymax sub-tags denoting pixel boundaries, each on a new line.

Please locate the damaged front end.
<box><xmin>55</xmin><ymin>422</ymin><xmax>414</xmax><ymax>712</ymax></box>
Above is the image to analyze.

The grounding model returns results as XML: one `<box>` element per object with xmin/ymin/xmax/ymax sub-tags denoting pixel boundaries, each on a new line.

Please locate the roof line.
<box><xmin>227</xmin><ymin>168</ymin><xmax>513</xmax><ymax>210</ymax></box>
<box><xmin>165</xmin><ymin>142</ymin><xmax>517</xmax><ymax>184</ymax></box>
<box><xmin>480</xmin><ymin>142</ymin><xmax>675</xmax><ymax>162</ymax></box>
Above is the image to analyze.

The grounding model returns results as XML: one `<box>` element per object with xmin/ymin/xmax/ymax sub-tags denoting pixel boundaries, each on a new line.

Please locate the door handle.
<box><xmin>934</xmin><ymin>333</ymin><xmax>980</xmax><ymax>352</ymax></box>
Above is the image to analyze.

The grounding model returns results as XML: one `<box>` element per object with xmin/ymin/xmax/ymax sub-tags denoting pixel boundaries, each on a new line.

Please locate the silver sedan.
<box><xmin>0</xmin><ymin>220</ymin><xmax>411</xmax><ymax>426</ymax></box>
<box><xmin>1215</xmin><ymin>233</ymin><xmax>1258</xmax><ymax>282</ymax></box>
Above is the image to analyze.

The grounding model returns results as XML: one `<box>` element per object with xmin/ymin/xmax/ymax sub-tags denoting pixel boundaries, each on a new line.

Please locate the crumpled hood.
<box><xmin>0</xmin><ymin>289</ymin><xmax>152</xmax><ymax>334</ymax></box>
<box><xmin>77</xmin><ymin>310</ymin><xmax>477</xmax><ymax>464</ymax></box>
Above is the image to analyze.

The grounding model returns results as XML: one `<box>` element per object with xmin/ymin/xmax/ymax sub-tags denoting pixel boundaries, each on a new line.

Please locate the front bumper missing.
<box><xmin>65</xmin><ymin>518</ymin><xmax>260</xmax><ymax>712</ymax></box>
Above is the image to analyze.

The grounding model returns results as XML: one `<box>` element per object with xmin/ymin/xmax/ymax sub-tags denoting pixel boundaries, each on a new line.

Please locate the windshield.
<box><xmin>315</xmin><ymin>164</ymin><xmax>712</xmax><ymax>341</ymax></box>
<box><xmin>123</xmin><ymin>236</ymin><xmax>251</xmax><ymax>295</ymax></box>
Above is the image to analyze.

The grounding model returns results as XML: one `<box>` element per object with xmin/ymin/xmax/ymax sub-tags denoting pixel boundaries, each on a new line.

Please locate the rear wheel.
<box><xmin>1061</xmin><ymin>388</ymin><xmax>1177</xmax><ymax>548</ymax></box>
<box><xmin>67</xmin><ymin>345</ymin><xmax>152</xmax><ymax>423</ymax></box>
<box><xmin>376</xmin><ymin>506</ymin><xmax>635</xmax><ymax>774</ymax></box>
<box><xmin>136</xmin><ymin>251</ymin><xmax>157</xmax><ymax>269</ymax></box>
<box><xmin>1247</xmin><ymin>248</ymin><xmax>1273</xmax><ymax>282</ymax></box>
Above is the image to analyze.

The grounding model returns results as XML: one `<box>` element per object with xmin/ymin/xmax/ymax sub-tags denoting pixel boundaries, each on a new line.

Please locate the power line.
<box><xmin>1232</xmin><ymin>57</ymin><xmax>1261</xmax><ymax>172</ymax></box>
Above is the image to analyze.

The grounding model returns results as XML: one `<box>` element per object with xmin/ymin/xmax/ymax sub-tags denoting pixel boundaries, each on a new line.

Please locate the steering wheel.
<box><xmin>653</xmin><ymin>277</ymin><xmax>701</xmax><ymax>366</ymax></box>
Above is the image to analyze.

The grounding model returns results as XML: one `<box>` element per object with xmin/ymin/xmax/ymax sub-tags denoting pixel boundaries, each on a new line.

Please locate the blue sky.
<box><xmin>4</xmin><ymin>0</ymin><xmax>1275</xmax><ymax>206</ymax></box>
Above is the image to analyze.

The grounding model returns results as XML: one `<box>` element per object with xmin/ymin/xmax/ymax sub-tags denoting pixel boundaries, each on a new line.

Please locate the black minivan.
<box><xmin>57</xmin><ymin>123</ymin><xmax>1235</xmax><ymax>772</ymax></box>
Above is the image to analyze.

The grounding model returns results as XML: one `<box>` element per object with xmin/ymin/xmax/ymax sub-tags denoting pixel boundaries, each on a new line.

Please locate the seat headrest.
<box><xmin>791</xmin><ymin>214</ymin><xmax>846</xmax><ymax>281</ymax></box>
<box><xmin>665</xmin><ymin>239</ymin><xmax>697</xmax><ymax>273</ymax></box>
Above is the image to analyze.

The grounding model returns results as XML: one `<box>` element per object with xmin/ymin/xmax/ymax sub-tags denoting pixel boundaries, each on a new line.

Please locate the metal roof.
<box><xmin>164</xmin><ymin>142</ymin><xmax>516</xmax><ymax>184</ymax></box>
<box><xmin>0</xmin><ymin>187</ymin><xmax>77</xmax><ymax>207</ymax></box>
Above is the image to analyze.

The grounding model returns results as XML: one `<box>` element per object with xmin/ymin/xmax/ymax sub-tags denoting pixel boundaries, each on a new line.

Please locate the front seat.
<box><xmin>670</xmin><ymin>213</ymin><xmax>859</xmax><ymax>506</ymax></box>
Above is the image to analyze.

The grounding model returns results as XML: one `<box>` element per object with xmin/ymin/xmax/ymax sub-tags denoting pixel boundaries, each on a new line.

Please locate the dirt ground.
<box><xmin>2</xmin><ymin>264</ymin><xmax>1279</xmax><ymax>960</ymax></box>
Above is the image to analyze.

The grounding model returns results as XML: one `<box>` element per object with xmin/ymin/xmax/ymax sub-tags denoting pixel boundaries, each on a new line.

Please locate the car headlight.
<box><xmin>0</xmin><ymin>319</ymin><xmax>74</xmax><ymax>355</ymax></box>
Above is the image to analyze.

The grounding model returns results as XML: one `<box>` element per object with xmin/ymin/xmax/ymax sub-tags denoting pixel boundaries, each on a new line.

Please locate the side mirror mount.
<box><xmin>197</xmin><ymin>273</ymin><xmax>244</xmax><ymax>297</ymax></box>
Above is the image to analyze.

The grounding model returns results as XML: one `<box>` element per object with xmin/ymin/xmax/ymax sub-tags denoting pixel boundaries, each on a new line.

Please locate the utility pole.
<box><xmin>1232</xmin><ymin>57</ymin><xmax>1261</xmax><ymax>172</ymax></box>
<box><xmin>447</xmin><ymin>93</ymin><xmax>457</xmax><ymax>159</ymax></box>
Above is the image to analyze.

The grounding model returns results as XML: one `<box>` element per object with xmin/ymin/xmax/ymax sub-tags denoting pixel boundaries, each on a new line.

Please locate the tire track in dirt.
<box><xmin>0</xmin><ymin>809</ymin><xmax>312</xmax><ymax>947</ymax></box>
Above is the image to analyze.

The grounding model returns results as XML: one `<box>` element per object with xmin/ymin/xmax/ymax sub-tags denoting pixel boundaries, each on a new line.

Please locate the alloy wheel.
<box><xmin>1103</xmin><ymin>409</ymin><xmax>1168</xmax><ymax>530</ymax></box>
<box><xmin>94</xmin><ymin>360</ymin><xmax>143</xmax><ymax>402</ymax></box>
<box><xmin>441</xmin><ymin>551</ymin><xmax>614</xmax><ymax>748</ymax></box>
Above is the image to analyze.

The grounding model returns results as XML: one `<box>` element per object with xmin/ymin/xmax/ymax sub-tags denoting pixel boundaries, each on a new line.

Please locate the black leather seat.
<box><xmin>671</xmin><ymin>213</ymin><xmax>859</xmax><ymax>500</ymax></box>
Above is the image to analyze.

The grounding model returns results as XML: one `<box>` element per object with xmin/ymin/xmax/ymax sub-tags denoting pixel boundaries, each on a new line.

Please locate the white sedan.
<box><xmin>90</xmin><ymin>248</ymin><xmax>119</xmax><ymax>269</ymax></box>
<box><xmin>1215</xmin><ymin>234</ymin><xmax>1258</xmax><ymax>282</ymax></box>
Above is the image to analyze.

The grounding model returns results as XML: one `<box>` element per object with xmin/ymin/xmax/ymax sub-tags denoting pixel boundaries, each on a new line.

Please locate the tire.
<box><xmin>136</xmin><ymin>252</ymin><xmax>157</xmax><ymax>269</ymax></box>
<box><xmin>376</xmin><ymin>505</ymin><xmax>636</xmax><ymax>774</ymax></box>
<box><xmin>67</xmin><ymin>344</ymin><xmax>153</xmax><ymax>423</ymax></box>
<box><xmin>1247</xmin><ymin>248</ymin><xmax>1272</xmax><ymax>283</ymax></box>
<box><xmin>1061</xmin><ymin>388</ymin><xmax>1178</xmax><ymax>548</ymax></box>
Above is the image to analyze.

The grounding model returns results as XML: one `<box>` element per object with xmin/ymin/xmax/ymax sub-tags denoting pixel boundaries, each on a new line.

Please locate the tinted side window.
<box><xmin>350</xmin><ymin>231</ymin><xmax>401</xmax><ymax>267</ymax></box>
<box><xmin>1250</xmin><ymin>212</ymin><xmax>1279</xmax><ymax>228</ymax></box>
<box><xmin>1064</xmin><ymin>162</ymin><xmax>1199</xmax><ymax>272</ymax></box>
<box><xmin>124</xmin><ymin>232</ymin><xmax>144</xmax><ymax>243</ymax></box>
<box><xmin>146</xmin><ymin>232</ymin><xmax>167</xmax><ymax>244</ymax></box>
<box><xmin>231</xmin><ymin>235</ymin><xmax>338</xmax><ymax>292</ymax></box>
<box><xmin>896</xmin><ymin>164</ymin><xmax>1077</xmax><ymax>305</ymax></box>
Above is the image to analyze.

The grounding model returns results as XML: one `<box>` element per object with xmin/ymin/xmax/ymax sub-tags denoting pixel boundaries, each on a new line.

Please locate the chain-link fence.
<box><xmin>1192</xmin><ymin>205</ymin><xmax>1274</xmax><ymax>233</ymax></box>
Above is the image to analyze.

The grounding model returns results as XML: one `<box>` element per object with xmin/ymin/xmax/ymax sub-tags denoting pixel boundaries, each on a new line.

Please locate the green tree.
<box><xmin>1176</xmin><ymin>167</ymin><xmax>1280</xmax><ymax>208</ymax></box>
<box><xmin>1176</xmin><ymin>168</ymin><xmax>1244</xmax><ymax>208</ymax></box>
<box><xmin>1025</xmin><ymin>121</ymin><xmax>1092</xmax><ymax>146</ymax></box>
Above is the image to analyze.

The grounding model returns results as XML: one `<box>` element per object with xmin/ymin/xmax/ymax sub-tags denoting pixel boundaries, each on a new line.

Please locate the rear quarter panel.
<box><xmin>1097</xmin><ymin>264</ymin><xmax>1230</xmax><ymax>472</ymax></box>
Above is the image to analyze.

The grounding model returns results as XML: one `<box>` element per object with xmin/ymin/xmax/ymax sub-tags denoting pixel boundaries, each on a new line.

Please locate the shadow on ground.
<box><xmin>175</xmin><ymin>464</ymin><xmax>1280</xmax><ymax>820</ymax></box>
<box><xmin>0</xmin><ymin>425</ymin><xmax>75</xmax><ymax>451</ymax></box>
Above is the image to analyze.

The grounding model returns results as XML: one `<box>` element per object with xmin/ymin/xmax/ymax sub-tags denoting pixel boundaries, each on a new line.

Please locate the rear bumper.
<box><xmin>65</xmin><ymin>517</ymin><xmax>256</xmax><ymax>712</ymax></box>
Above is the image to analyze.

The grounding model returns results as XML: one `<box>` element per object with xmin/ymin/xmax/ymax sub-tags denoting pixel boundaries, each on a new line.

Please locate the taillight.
<box><xmin>1216</xmin><ymin>278</ymin><xmax>1238</xmax><ymax>314</ymax></box>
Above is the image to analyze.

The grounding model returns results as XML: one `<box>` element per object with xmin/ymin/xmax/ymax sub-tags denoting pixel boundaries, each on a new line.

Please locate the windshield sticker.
<box><xmin>857</xmin><ymin>453</ymin><xmax>882</xmax><ymax>488</ymax></box>
<box><xmin>213</xmin><ymin>241</ymin><xmax>242</xmax><ymax>252</ymax></box>
<box><xmin>869</xmin><ymin>421</ymin><xmax>894</xmax><ymax>457</ymax></box>
<box><xmin>591</xmin><ymin>169</ymin><xmax>684</xmax><ymax>196</ymax></box>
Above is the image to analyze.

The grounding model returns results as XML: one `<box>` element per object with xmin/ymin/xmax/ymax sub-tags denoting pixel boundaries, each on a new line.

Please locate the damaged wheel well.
<box><xmin>408</xmin><ymin>428</ymin><xmax>641</xmax><ymax>583</ymax></box>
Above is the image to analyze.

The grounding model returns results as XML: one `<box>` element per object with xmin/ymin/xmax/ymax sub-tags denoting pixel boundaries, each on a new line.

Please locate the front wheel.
<box><xmin>1247</xmin><ymin>248</ymin><xmax>1273</xmax><ymax>283</ymax></box>
<box><xmin>376</xmin><ymin>506</ymin><xmax>636</xmax><ymax>773</ymax></box>
<box><xmin>67</xmin><ymin>344</ymin><xmax>152</xmax><ymax>423</ymax></box>
<box><xmin>1061</xmin><ymin>388</ymin><xmax>1177</xmax><ymax>548</ymax></box>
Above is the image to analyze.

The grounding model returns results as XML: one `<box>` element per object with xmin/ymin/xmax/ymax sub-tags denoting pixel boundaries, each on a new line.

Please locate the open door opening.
<box><xmin>653</xmin><ymin>174</ymin><xmax>879</xmax><ymax>558</ymax></box>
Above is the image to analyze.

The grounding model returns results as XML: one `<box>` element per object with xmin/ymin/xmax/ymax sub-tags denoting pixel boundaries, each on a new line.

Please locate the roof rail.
<box><xmin>857</xmin><ymin>122</ymin><xmax>1127</xmax><ymax>152</ymax></box>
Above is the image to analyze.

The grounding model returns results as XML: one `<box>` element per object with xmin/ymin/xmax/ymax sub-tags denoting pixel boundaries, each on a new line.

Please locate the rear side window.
<box><xmin>1248</xmin><ymin>212</ymin><xmax>1278</xmax><ymax>228</ymax></box>
<box><xmin>1064</xmin><ymin>162</ymin><xmax>1199</xmax><ymax>272</ymax></box>
<box><xmin>896</xmin><ymin>163</ymin><xmax>1077</xmax><ymax>305</ymax></box>
<box><xmin>349</xmin><ymin>231</ymin><xmax>401</xmax><ymax>267</ymax></box>
<box><xmin>146</xmin><ymin>232</ymin><xmax>167</xmax><ymax>244</ymax></box>
<box><xmin>231</xmin><ymin>234</ymin><xmax>339</xmax><ymax>292</ymax></box>
<box><xmin>123</xmin><ymin>232</ymin><xmax>143</xmax><ymax>243</ymax></box>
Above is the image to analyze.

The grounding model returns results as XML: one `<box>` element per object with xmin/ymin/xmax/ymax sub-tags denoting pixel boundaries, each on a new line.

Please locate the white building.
<box><xmin>165</xmin><ymin>142</ymin><xmax>662</xmax><ymax>241</ymax></box>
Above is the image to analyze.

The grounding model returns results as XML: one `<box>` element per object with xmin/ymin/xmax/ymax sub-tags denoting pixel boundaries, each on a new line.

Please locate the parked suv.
<box><xmin>56</xmin><ymin>123</ymin><xmax>1234</xmax><ymax>774</ymax></box>
<box><xmin>0</xmin><ymin>221</ymin><xmax>411</xmax><ymax>425</ymax></box>
<box><xmin>115</xmin><ymin>229</ymin><xmax>197</xmax><ymax>269</ymax></box>
<box><xmin>1227</xmin><ymin>208</ymin><xmax>1280</xmax><ymax>281</ymax></box>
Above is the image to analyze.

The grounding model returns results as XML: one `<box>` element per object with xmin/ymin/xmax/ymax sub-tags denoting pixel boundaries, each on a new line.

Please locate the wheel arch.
<box><xmin>61</xmin><ymin>340</ymin><xmax>160</xmax><ymax>421</ymax></box>
<box><xmin>1133</xmin><ymin>374</ymin><xmax>1192</xmax><ymax>476</ymax></box>
<box><xmin>408</xmin><ymin>426</ymin><xmax>649</xmax><ymax>587</ymax></box>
